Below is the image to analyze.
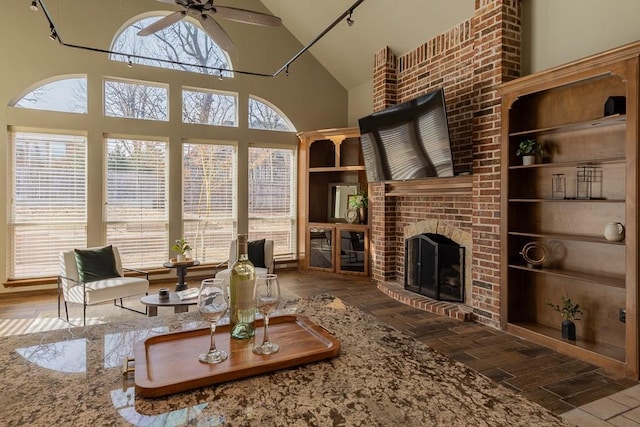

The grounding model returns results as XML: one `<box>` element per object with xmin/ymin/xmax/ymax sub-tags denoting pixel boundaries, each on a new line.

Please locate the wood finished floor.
<box><xmin>1</xmin><ymin>269</ymin><xmax>637</xmax><ymax>416</ymax></box>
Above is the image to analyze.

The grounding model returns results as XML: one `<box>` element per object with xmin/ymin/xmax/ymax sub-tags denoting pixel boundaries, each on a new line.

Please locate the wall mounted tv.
<box><xmin>358</xmin><ymin>88</ymin><xmax>454</xmax><ymax>182</ymax></box>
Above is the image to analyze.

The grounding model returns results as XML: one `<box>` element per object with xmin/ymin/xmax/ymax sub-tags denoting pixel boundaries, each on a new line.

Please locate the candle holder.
<box><xmin>576</xmin><ymin>166</ymin><xmax>603</xmax><ymax>199</ymax></box>
<box><xmin>551</xmin><ymin>174</ymin><xmax>566</xmax><ymax>199</ymax></box>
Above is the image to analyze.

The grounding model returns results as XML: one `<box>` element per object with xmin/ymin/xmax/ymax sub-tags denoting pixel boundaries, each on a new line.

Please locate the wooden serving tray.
<box><xmin>134</xmin><ymin>315</ymin><xmax>340</xmax><ymax>398</ymax></box>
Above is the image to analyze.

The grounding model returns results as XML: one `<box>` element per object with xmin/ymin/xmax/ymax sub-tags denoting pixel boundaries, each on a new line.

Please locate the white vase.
<box><xmin>522</xmin><ymin>155</ymin><xmax>535</xmax><ymax>166</ymax></box>
<box><xmin>176</xmin><ymin>253</ymin><xmax>186</xmax><ymax>262</ymax></box>
<box><xmin>604</xmin><ymin>222</ymin><xmax>625</xmax><ymax>242</ymax></box>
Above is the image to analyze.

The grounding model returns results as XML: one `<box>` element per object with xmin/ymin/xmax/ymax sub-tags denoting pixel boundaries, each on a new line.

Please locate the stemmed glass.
<box><xmin>253</xmin><ymin>274</ymin><xmax>281</xmax><ymax>355</ymax></box>
<box><xmin>197</xmin><ymin>278</ymin><xmax>229</xmax><ymax>364</ymax></box>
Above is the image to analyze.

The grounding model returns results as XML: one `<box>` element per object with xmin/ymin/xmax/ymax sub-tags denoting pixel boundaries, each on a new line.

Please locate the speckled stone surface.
<box><xmin>0</xmin><ymin>295</ymin><xmax>570</xmax><ymax>426</ymax></box>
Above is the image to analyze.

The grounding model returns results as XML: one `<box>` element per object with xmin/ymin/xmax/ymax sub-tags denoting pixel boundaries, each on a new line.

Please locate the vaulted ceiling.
<box><xmin>260</xmin><ymin>0</ymin><xmax>475</xmax><ymax>91</ymax></box>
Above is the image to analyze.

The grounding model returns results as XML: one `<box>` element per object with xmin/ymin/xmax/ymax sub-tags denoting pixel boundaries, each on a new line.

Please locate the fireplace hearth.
<box><xmin>405</xmin><ymin>233</ymin><xmax>465</xmax><ymax>302</ymax></box>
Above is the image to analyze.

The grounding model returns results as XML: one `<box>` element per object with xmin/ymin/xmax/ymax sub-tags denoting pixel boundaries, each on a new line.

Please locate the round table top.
<box><xmin>163</xmin><ymin>259</ymin><xmax>200</xmax><ymax>268</ymax></box>
<box><xmin>140</xmin><ymin>292</ymin><xmax>198</xmax><ymax>307</ymax></box>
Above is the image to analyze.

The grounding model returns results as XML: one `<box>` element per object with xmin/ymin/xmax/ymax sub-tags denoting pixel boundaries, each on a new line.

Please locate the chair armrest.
<box><xmin>123</xmin><ymin>267</ymin><xmax>149</xmax><ymax>280</ymax></box>
<box><xmin>214</xmin><ymin>260</ymin><xmax>229</xmax><ymax>273</ymax></box>
<box><xmin>58</xmin><ymin>275</ymin><xmax>83</xmax><ymax>286</ymax></box>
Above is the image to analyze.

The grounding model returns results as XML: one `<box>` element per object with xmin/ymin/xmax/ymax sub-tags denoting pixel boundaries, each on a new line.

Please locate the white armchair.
<box><xmin>58</xmin><ymin>245</ymin><xmax>149</xmax><ymax>326</ymax></box>
<box><xmin>215</xmin><ymin>239</ymin><xmax>275</xmax><ymax>284</ymax></box>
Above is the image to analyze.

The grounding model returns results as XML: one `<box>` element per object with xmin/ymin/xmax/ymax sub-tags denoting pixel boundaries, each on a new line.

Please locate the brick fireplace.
<box><xmin>368</xmin><ymin>0</ymin><xmax>521</xmax><ymax>328</ymax></box>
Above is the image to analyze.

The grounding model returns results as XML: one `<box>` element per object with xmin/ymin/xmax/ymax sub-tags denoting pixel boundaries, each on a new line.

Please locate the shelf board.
<box><xmin>509</xmin><ymin>114</ymin><xmax>626</xmax><ymax>137</ymax></box>
<box><xmin>508</xmin><ymin>198</ymin><xmax>625</xmax><ymax>203</ymax></box>
<box><xmin>509</xmin><ymin>156</ymin><xmax>625</xmax><ymax>170</ymax></box>
<box><xmin>508</xmin><ymin>264</ymin><xmax>625</xmax><ymax>288</ymax></box>
<box><xmin>508</xmin><ymin>231</ymin><xmax>625</xmax><ymax>245</ymax></box>
<box><xmin>506</xmin><ymin>322</ymin><xmax>625</xmax><ymax>365</ymax></box>
<box><xmin>309</xmin><ymin>166</ymin><xmax>366</xmax><ymax>173</ymax></box>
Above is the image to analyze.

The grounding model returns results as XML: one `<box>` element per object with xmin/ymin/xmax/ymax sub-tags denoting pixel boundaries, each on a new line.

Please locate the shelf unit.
<box><xmin>297</xmin><ymin>128</ymin><xmax>369</xmax><ymax>276</ymax></box>
<box><xmin>499</xmin><ymin>42</ymin><xmax>640</xmax><ymax>377</ymax></box>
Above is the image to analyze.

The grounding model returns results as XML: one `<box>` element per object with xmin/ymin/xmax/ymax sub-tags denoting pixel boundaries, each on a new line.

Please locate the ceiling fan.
<box><xmin>137</xmin><ymin>0</ymin><xmax>282</xmax><ymax>53</ymax></box>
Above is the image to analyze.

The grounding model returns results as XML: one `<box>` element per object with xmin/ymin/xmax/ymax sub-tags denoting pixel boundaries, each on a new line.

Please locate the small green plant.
<box><xmin>348</xmin><ymin>190</ymin><xmax>368</xmax><ymax>209</ymax></box>
<box><xmin>516</xmin><ymin>138</ymin><xmax>543</xmax><ymax>157</ymax></box>
<box><xmin>546</xmin><ymin>294</ymin><xmax>584</xmax><ymax>321</ymax></box>
<box><xmin>171</xmin><ymin>238</ymin><xmax>192</xmax><ymax>255</ymax></box>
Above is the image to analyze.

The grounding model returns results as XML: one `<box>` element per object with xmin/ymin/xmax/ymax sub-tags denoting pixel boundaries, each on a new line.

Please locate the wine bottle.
<box><xmin>229</xmin><ymin>234</ymin><xmax>256</xmax><ymax>339</ymax></box>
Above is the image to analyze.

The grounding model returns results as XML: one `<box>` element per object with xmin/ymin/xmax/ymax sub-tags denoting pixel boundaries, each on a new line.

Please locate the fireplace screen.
<box><xmin>405</xmin><ymin>233</ymin><xmax>465</xmax><ymax>302</ymax></box>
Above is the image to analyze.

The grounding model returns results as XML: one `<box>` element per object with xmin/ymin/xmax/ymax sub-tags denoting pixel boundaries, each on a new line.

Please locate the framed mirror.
<box><xmin>328</xmin><ymin>183</ymin><xmax>358</xmax><ymax>222</ymax></box>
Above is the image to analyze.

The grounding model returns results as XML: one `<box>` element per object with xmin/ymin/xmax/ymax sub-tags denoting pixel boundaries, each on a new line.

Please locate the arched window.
<box><xmin>248</xmin><ymin>96</ymin><xmax>295</xmax><ymax>131</ymax></box>
<box><xmin>12</xmin><ymin>76</ymin><xmax>87</xmax><ymax>113</ymax></box>
<box><xmin>110</xmin><ymin>15</ymin><xmax>232</xmax><ymax>76</ymax></box>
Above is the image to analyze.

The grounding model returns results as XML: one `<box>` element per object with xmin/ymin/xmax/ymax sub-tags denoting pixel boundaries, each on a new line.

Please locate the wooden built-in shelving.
<box><xmin>499</xmin><ymin>42</ymin><xmax>640</xmax><ymax>378</ymax></box>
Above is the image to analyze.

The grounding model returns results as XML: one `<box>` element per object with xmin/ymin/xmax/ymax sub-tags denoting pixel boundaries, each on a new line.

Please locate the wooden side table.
<box><xmin>140</xmin><ymin>292</ymin><xmax>197</xmax><ymax>317</ymax></box>
<box><xmin>163</xmin><ymin>259</ymin><xmax>200</xmax><ymax>291</ymax></box>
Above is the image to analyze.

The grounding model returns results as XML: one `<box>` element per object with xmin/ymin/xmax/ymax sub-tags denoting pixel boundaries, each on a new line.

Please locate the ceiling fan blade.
<box><xmin>137</xmin><ymin>11</ymin><xmax>187</xmax><ymax>36</ymax></box>
<box><xmin>196</xmin><ymin>13</ymin><xmax>236</xmax><ymax>53</ymax></box>
<box><xmin>213</xmin><ymin>6</ymin><xmax>282</xmax><ymax>27</ymax></box>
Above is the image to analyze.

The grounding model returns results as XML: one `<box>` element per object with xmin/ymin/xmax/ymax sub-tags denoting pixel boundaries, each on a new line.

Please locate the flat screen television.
<box><xmin>358</xmin><ymin>88</ymin><xmax>454</xmax><ymax>182</ymax></box>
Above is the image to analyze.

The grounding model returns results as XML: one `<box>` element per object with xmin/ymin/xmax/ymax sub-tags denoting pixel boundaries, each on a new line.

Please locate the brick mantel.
<box><xmin>369</xmin><ymin>0</ymin><xmax>521</xmax><ymax>328</ymax></box>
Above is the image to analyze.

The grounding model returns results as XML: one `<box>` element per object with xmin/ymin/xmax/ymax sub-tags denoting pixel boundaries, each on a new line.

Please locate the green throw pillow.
<box><xmin>74</xmin><ymin>245</ymin><xmax>121</xmax><ymax>283</ymax></box>
<box><xmin>248</xmin><ymin>239</ymin><xmax>266</xmax><ymax>268</ymax></box>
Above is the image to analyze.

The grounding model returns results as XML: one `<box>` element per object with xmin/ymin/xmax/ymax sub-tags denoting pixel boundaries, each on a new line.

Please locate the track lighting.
<box><xmin>127</xmin><ymin>56</ymin><xmax>133</xmax><ymax>68</ymax></box>
<box><xmin>346</xmin><ymin>11</ymin><xmax>354</xmax><ymax>27</ymax></box>
<box><xmin>285</xmin><ymin>66</ymin><xmax>289</xmax><ymax>77</ymax></box>
<box><xmin>30</xmin><ymin>0</ymin><xmax>38</xmax><ymax>12</ymax></box>
<box><xmin>218</xmin><ymin>70</ymin><xmax>224</xmax><ymax>80</ymax></box>
<box><xmin>48</xmin><ymin>26</ymin><xmax>57</xmax><ymax>41</ymax></box>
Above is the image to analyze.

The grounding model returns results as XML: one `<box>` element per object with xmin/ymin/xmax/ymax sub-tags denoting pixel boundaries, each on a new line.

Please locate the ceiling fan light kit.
<box><xmin>30</xmin><ymin>0</ymin><xmax>365</xmax><ymax>78</ymax></box>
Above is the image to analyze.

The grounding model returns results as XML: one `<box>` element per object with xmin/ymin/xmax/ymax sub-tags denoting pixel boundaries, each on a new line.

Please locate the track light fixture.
<box><xmin>34</xmin><ymin>0</ymin><xmax>365</xmax><ymax>78</ymax></box>
<box><xmin>346</xmin><ymin>10</ymin><xmax>355</xmax><ymax>27</ymax></box>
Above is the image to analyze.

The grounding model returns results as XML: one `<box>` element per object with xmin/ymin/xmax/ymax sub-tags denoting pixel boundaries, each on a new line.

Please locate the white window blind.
<box><xmin>183</xmin><ymin>143</ymin><xmax>236</xmax><ymax>262</ymax></box>
<box><xmin>248</xmin><ymin>147</ymin><xmax>296</xmax><ymax>258</ymax></box>
<box><xmin>9</xmin><ymin>132</ymin><xmax>87</xmax><ymax>278</ymax></box>
<box><xmin>182</xmin><ymin>88</ymin><xmax>237</xmax><ymax>126</ymax></box>
<box><xmin>105</xmin><ymin>138</ymin><xmax>168</xmax><ymax>268</ymax></box>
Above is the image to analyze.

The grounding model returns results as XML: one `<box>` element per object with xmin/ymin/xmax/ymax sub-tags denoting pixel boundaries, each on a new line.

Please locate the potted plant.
<box><xmin>348</xmin><ymin>190</ymin><xmax>368</xmax><ymax>224</ymax></box>
<box><xmin>172</xmin><ymin>238</ymin><xmax>192</xmax><ymax>262</ymax></box>
<box><xmin>516</xmin><ymin>138</ymin><xmax>543</xmax><ymax>165</ymax></box>
<box><xmin>546</xmin><ymin>293</ymin><xmax>584</xmax><ymax>341</ymax></box>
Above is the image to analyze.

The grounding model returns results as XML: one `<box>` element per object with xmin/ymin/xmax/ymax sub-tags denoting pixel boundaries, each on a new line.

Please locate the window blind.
<box><xmin>9</xmin><ymin>132</ymin><xmax>87</xmax><ymax>278</ymax></box>
<box><xmin>183</xmin><ymin>142</ymin><xmax>236</xmax><ymax>262</ymax></box>
<box><xmin>105</xmin><ymin>138</ymin><xmax>168</xmax><ymax>268</ymax></box>
<box><xmin>248</xmin><ymin>147</ymin><xmax>296</xmax><ymax>258</ymax></box>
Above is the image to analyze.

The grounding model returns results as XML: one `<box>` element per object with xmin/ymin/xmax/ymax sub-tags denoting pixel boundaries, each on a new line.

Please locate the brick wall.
<box><xmin>369</xmin><ymin>0</ymin><xmax>521</xmax><ymax>328</ymax></box>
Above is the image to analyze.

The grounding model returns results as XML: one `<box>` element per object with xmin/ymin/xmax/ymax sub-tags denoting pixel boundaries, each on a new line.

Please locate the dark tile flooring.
<box><xmin>275</xmin><ymin>270</ymin><xmax>638</xmax><ymax>415</ymax></box>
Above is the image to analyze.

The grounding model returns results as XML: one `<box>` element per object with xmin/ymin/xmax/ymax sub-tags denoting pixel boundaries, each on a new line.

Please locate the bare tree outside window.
<box><xmin>183</xmin><ymin>89</ymin><xmax>236</xmax><ymax>126</ymax></box>
<box><xmin>110</xmin><ymin>17</ymin><xmax>231</xmax><ymax>76</ymax></box>
<box><xmin>104</xmin><ymin>80</ymin><xmax>168</xmax><ymax>120</ymax></box>
<box><xmin>249</xmin><ymin>97</ymin><xmax>295</xmax><ymax>131</ymax></box>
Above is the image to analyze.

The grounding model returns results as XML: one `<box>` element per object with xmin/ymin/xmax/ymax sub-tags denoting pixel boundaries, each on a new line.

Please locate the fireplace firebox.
<box><xmin>405</xmin><ymin>233</ymin><xmax>465</xmax><ymax>302</ymax></box>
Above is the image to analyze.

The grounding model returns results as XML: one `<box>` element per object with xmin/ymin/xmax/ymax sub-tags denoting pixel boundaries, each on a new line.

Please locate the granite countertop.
<box><xmin>0</xmin><ymin>295</ymin><xmax>570</xmax><ymax>426</ymax></box>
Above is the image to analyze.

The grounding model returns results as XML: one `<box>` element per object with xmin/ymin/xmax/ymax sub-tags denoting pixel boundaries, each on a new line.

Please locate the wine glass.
<box><xmin>252</xmin><ymin>274</ymin><xmax>281</xmax><ymax>355</ymax></box>
<box><xmin>197</xmin><ymin>278</ymin><xmax>229</xmax><ymax>364</ymax></box>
